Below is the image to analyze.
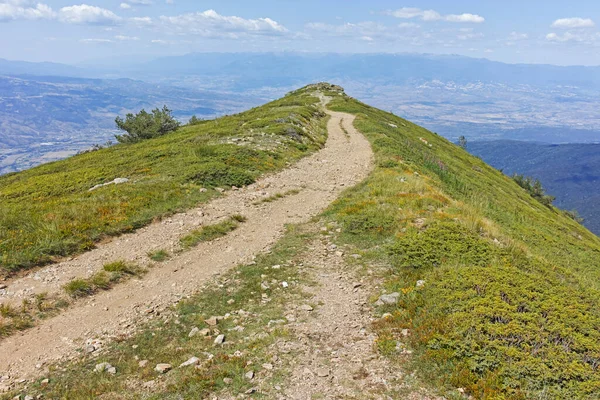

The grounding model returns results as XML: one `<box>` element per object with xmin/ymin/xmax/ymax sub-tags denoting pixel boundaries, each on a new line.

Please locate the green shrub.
<box><xmin>115</xmin><ymin>105</ymin><xmax>180</xmax><ymax>143</ymax></box>
<box><xmin>190</xmin><ymin>162</ymin><xmax>255</xmax><ymax>188</ymax></box>
<box><xmin>512</xmin><ymin>174</ymin><xmax>555</xmax><ymax>206</ymax></box>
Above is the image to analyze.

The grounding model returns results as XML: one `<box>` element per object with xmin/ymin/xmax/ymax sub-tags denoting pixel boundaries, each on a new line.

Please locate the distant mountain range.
<box><xmin>468</xmin><ymin>140</ymin><xmax>600</xmax><ymax>235</ymax></box>
<box><xmin>1</xmin><ymin>52</ymin><xmax>600</xmax><ymax>174</ymax></box>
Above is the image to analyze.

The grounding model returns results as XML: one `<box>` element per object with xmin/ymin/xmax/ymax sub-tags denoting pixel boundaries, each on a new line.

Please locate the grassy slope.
<box><xmin>0</xmin><ymin>91</ymin><xmax>327</xmax><ymax>276</ymax></box>
<box><xmin>324</xmin><ymin>93</ymin><xmax>600</xmax><ymax>399</ymax></box>
<box><xmin>5</xmin><ymin>87</ymin><xmax>600</xmax><ymax>399</ymax></box>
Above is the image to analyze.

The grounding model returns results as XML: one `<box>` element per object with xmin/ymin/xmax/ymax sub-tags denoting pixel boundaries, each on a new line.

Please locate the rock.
<box><xmin>281</xmin><ymin>281</ymin><xmax>289</xmax><ymax>288</ymax></box>
<box><xmin>245</xmin><ymin>387</ymin><xmax>258</xmax><ymax>394</ymax></box>
<box><xmin>416</xmin><ymin>280</ymin><xmax>426</xmax><ymax>288</ymax></box>
<box><xmin>143</xmin><ymin>380</ymin><xmax>156</xmax><ymax>389</ymax></box>
<box><xmin>227</xmin><ymin>299</ymin><xmax>235</xmax><ymax>305</ymax></box>
<box><xmin>199</xmin><ymin>328</ymin><xmax>211</xmax><ymax>336</ymax></box>
<box><xmin>205</xmin><ymin>317</ymin><xmax>218</xmax><ymax>326</ymax></box>
<box><xmin>245</xmin><ymin>370</ymin><xmax>255</xmax><ymax>380</ymax></box>
<box><xmin>107</xmin><ymin>367</ymin><xmax>117</xmax><ymax>375</ymax></box>
<box><xmin>262</xmin><ymin>363</ymin><xmax>274</xmax><ymax>370</ymax></box>
<box><xmin>299</xmin><ymin>304</ymin><xmax>314</xmax><ymax>311</ymax></box>
<box><xmin>316</xmin><ymin>367</ymin><xmax>330</xmax><ymax>377</ymax></box>
<box><xmin>94</xmin><ymin>362</ymin><xmax>114</xmax><ymax>373</ymax></box>
<box><xmin>382</xmin><ymin>313</ymin><xmax>392</xmax><ymax>319</ymax></box>
<box><xmin>401</xmin><ymin>329</ymin><xmax>410</xmax><ymax>337</ymax></box>
<box><xmin>223</xmin><ymin>377</ymin><xmax>233</xmax><ymax>384</ymax></box>
<box><xmin>154</xmin><ymin>363</ymin><xmax>172</xmax><ymax>374</ymax></box>
<box><xmin>40</xmin><ymin>379</ymin><xmax>49</xmax><ymax>387</ymax></box>
<box><xmin>139</xmin><ymin>360</ymin><xmax>149</xmax><ymax>368</ymax></box>
<box><xmin>188</xmin><ymin>327</ymin><xmax>200</xmax><ymax>337</ymax></box>
<box><xmin>24</xmin><ymin>396</ymin><xmax>34</xmax><ymax>400</ymax></box>
<box><xmin>272</xmin><ymin>265</ymin><xmax>281</xmax><ymax>269</ymax></box>
<box><xmin>199</xmin><ymin>188</ymin><xmax>208</xmax><ymax>193</ymax></box>
<box><xmin>215</xmin><ymin>187</ymin><xmax>225</xmax><ymax>193</ymax></box>
<box><xmin>179</xmin><ymin>357</ymin><xmax>200</xmax><ymax>368</ymax></box>
<box><xmin>89</xmin><ymin>178</ymin><xmax>129</xmax><ymax>192</ymax></box>
<box><xmin>377</xmin><ymin>292</ymin><xmax>400</xmax><ymax>305</ymax></box>
<box><xmin>214</xmin><ymin>334</ymin><xmax>225</xmax><ymax>345</ymax></box>
<box><xmin>0</xmin><ymin>284</ymin><xmax>6</xmax><ymax>290</ymax></box>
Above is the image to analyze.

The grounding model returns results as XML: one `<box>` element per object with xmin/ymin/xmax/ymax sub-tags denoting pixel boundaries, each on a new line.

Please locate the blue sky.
<box><xmin>1</xmin><ymin>0</ymin><xmax>599</xmax><ymax>65</ymax></box>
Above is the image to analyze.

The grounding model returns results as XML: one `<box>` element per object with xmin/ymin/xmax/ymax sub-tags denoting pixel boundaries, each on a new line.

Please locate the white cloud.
<box><xmin>508</xmin><ymin>31</ymin><xmax>528</xmax><ymax>40</ymax></box>
<box><xmin>156</xmin><ymin>9</ymin><xmax>288</xmax><ymax>38</ymax></box>
<box><xmin>546</xmin><ymin>31</ymin><xmax>600</xmax><ymax>44</ymax></box>
<box><xmin>0</xmin><ymin>1</ymin><xmax>54</xmax><ymax>22</ymax></box>
<box><xmin>130</xmin><ymin>16</ymin><xmax>152</xmax><ymax>25</ymax></box>
<box><xmin>59</xmin><ymin>4</ymin><xmax>122</xmax><ymax>25</ymax></box>
<box><xmin>115</xmin><ymin>34</ymin><xmax>139</xmax><ymax>40</ymax></box>
<box><xmin>386</xmin><ymin>7</ymin><xmax>484</xmax><ymax>23</ymax></box>
<box><xmin>120</xmin><ymin>3</ymin><xmax>131</xmax><ymax>9</ymax></box>
<box><xmin>129</xmin><ymin>0</ymin><xmax>152</xmax><ymax>4</ymax></box>
<box><xmin>80</xmin><ymin>38</ymin><xmax>114</xmax><ymax>43</ymax></box>
<box><xmin>551</xmin><ymin>17</ymin><xmax>595</xmax><ymax>29</ymax></box>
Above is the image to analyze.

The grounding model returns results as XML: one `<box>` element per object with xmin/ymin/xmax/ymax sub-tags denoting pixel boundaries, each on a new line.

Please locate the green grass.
<box><xmin>64</xmin><ymin>261</ymin><xmax>144</xmax><ymax>298</ymax></box>
<box><xmin>0</xmin><ymin>91</ymin><xmax>327</xmax><ymax>276</ymax></box>
<box><xmin>325</xmin><ymin>92</ymin><xmax>600</xmax><ymax>399</ymax></box>
<box><xmin>252</xmin><ymin>188</ymin><xmax>302</xmax><ymax>205</ymax></box>
<box><xmin>147</xmin><ymin>249</ymin><xmax>170</xmax><ymax>262</ymax></box>
<box><xmin>180</xmin><ymin>215</ymin><xmax>247</xmax><ymax>248</ymax></box>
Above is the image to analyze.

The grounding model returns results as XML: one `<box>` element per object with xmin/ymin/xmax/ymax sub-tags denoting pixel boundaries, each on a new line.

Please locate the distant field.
<box><xmin>0</xmin><ymin>91</ymin><xmax>327</xmax><ymax>275</ymax></box>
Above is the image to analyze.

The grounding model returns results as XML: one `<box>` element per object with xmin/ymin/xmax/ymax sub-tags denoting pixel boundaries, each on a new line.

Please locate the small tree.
<box><xmin>188</xmin><ymin>115</ymin><xmax>203</xmax><ymax>125</ymax></box>
<box><xmin>512</xmin><ymin>174</ymin><xmax>555</xmax><ymax>206</ymax></box>
<box><xmin>458</xmin><ymin>136</ymin><xmax>468</xmax><ymax>149</ymax></box>
<box><xmin>115</xmin><ymin>106</ymin><xmax>180</xmax><ymax>143</ymax></box>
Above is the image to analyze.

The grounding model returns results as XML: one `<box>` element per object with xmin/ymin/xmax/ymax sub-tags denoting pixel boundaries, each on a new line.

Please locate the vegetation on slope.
<box><xmin>324</xmin><ymin>92</ymin><xmax>600</xmax><ymax>399</ymax></box>
<box><xmin>0</xmin><ymin>91</ymin><xmax>327</xmax><ymax>276</ymax></box>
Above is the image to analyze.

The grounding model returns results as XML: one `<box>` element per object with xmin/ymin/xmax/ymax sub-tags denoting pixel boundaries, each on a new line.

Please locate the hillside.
<box><xmin>468</xmin><ymin>140</ymin><xmax>600</xmax><ymax>235</ymax></box>
<box><xmin>2</xmin><ymin>85</ymin><xmax>600</xmax><ymax>399</ymax></box>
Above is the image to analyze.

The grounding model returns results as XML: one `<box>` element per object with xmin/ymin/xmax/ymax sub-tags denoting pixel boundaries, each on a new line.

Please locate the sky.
<box><xmin>0</xmin><ymin>0</ymin><xmax>599</xmax><ymax>66</ymax></box>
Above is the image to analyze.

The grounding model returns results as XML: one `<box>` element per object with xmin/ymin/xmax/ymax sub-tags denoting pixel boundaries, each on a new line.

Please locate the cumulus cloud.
<box><xmin>115</xmin><ymin>34</ymin><xmax>139</xmax><ymax>40</ymax></box>
<box><xmin>0</xmin><ymin>0</ymin><xmax>54</xmax><ymax>22</ymax></box>
<box><xmin>156</xmin><ymin>9</ymin><xmax>288</xmax><ymax>38</ymax></box>
<box><xmin>551</xmin><ymin>17</ymin><xmax>595</xmax><ymax>29</ymax></box>
<box><xmin>120</xmin><ymin>3</ymin><xmax>131</xmax><ymax>9</ymax></box>
<box><xmin>386</xmin><ymin>7</ymin><xmax>484</xmax><ymax>23</ymax></box>
<box><xmin>508</xmin><ymin>32</ymin><xmax>528</xmax><ymax>40</ymax></box>
<box><xmin>59</xmin><ymin>4</ymin><xmax>122</xmax><ymax>25</ymax></box>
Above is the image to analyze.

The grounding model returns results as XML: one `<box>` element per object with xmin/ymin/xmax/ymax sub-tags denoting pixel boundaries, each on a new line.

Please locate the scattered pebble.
<box><xmin>154</xmin><ymin>364</ymin><xmax>172</xmax><ymax>374</ymax></box>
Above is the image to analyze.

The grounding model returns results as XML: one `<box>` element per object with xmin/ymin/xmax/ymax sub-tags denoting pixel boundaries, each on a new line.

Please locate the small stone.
<box><xmin>299</xmin><ymin>304</ymin><xmax>314</xmax><ymax>312</ymax></box>
<box><xmin>199</xmin><ymin>328</ymin><xmax>211</xmax><ymax>336</ymax></box>
<box><xmin>214</xmin><ymin>334</ymin><xmax>225</xmax><ymax>345</ymax></box>
<box><xmin>416</xmin><ymin>280</ymin><xmax>426</xmax><ymax>288</ymax></box>
<box><xmin>188</xmin><ymin>327</ymin><xmax>200</xmax><ymax>337</ymax></box>
<box><xmin>139</xmin><ymin>360</ymin><xmax>149</xmax><ymax>368</ymax></box>
<box><xmin>143</xmin><ymin>380</ymin><xmax>156</xmax><ymax>389</ymax></box>
<box><xmin>107</xmin><ymin>367</ymin><xmax>117</xmax><ymax>375</ymax></box>
<box><xmin>0</xmin><ymin>284</ymin><xmax>6</xmax><ymax>290</ymax></box>
<box><xmin>401</xmin><ymin>329</ymin><xmax>410</xmax><ymax>337</ymax></box>
<box><xmin>382</xmin><ymin>313</ymin><xmax>392</xmax><ymax>319</ymax></box>
<box><xmin>24</xmin><ymin>396</ymin><xmax>34</xmax><ymax>400</ymax></box>
<box><xmin>245</xmin><ymin>387</ymin><xmax>258</xmax><ymax>394</ymax></box>
<box><xmin>271</xmin><ymin>265</ymin><xmax>281</xmax><ymax>269</ymax></box>
<box><xmin>40</xmin><ymin>379</ymin><xmax>49</xmax><ymax>387</ymax></box>
<box><xmin>377</xmin><ymin>292</ymin><xmax>400</xmax><ymax>305</ymax></box>
<box><xmin>223</xmin><ymin>377</ymin><xmax>233</xmax><ymax>384</ymax></box>
<box><xmin>179</xmin><ymin>357</ymin><xmax>200</xmax><ymax>368</ymax></box>
<box><xmin>458</xmin><ymin>388</ymin><xmax>466</xmax><ymax>394</ymax></box>
<box><xmin>281</xmin><ymin>281</ymin><xmax>289</xmax><ymax>288</ymax></box>
<box><xmin>205</xmin><ymin>317</ymin><xmax>218</xmax><ymax>326</ymax></box>
<box><xmin>199</xmin><ymin>188</ymin><xmax>208</xmax><ymax>193</ymax></box>
<box><xmin>262</xmin><ymin>363</ymin><xmax>274</xmax><ymax>370</ymax></box>
<box><xmin>154</xmin><ymin>363</ymin><xmax>172</xmax><ymax>374</ymax></box>
<box><xmin>245</xmin><ymin>370</ymin><xmax>255</xmax><ymax>380</ymax></box>
<box><xmin>316</xmin><ymin>368</ymin><xmax>330</xmax><ymax>377</ymax></box>
<box><xmin>94</xmin><ymin>362</ymin><xmax>113</xmax><ymax>373</ymax></box>
<box><xmin>227</xmin><ymin>299</ymin><xmax>235</xmax><ymax>305</ymax></box>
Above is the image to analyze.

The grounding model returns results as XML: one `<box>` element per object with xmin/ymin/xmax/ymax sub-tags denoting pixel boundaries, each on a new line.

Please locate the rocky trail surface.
<box><xmin>0</xmin><ymin>102</ymin><xmax>374</xmax><ymax>385</ymax></box>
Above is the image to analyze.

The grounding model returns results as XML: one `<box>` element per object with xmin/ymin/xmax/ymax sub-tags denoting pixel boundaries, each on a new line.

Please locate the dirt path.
<box><xmin>274</xmin><ymin>235</ymin><xmax>437</xmax><ymax>400</ymax></box>
<box><xmin>0</xmin><ymin>104</ymin><xmax>374</xmax><ymax>383</ymax></box>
